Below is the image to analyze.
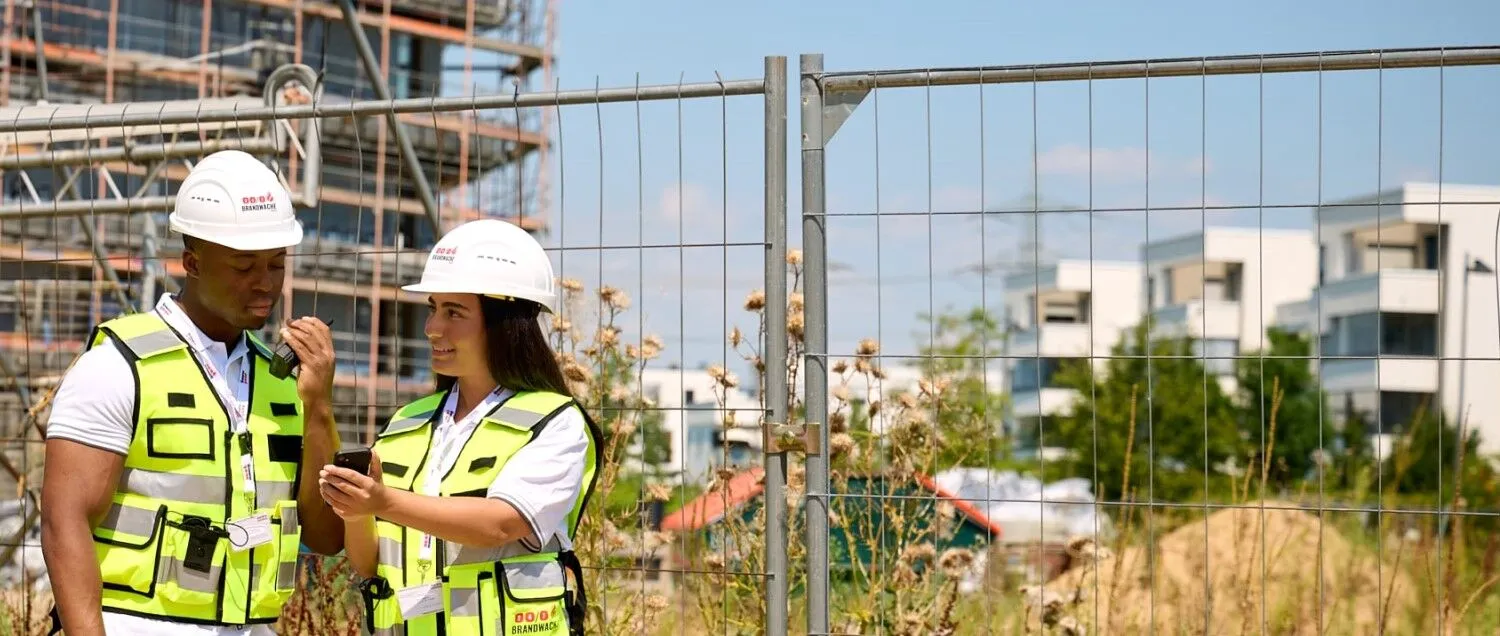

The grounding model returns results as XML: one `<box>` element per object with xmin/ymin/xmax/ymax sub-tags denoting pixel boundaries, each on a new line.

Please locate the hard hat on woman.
<box><xmin>402</xmin><ymin>218</ymin><xmax>557</xmax><ymax>313</ymax></box>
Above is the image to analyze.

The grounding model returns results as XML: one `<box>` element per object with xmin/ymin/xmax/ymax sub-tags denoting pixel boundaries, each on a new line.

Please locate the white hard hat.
<box><xmin>402</xmin><ymin>218</ymin><xmax>557</xmax><ymax>313</ymax></box>
<box><xmin>169</xmin><ymin>150</ymin><xmax>303</xmax><ymax>251</ymax></box>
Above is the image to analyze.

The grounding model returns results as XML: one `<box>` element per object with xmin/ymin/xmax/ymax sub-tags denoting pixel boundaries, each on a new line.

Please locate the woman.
<box><xmin>318</xmin><ymin>219</ymin><xmax>602</xmax><ymax>636</ymax></box>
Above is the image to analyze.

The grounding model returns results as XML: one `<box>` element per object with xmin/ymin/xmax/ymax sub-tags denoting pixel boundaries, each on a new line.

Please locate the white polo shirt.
<box><xmin>46</xmin><ymin>294</ymin><xmax>592</xmax><ymax>634</ymax></box>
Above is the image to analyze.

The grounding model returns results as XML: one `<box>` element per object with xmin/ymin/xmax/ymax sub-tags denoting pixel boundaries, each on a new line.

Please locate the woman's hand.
<box><xmin>319</xmin><ymin>450</ymin><xmax>388</xmax><ymax>520</ymax></box>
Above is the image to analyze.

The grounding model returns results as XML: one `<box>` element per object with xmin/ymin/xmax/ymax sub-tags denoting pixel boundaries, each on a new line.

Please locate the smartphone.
<box><xmin>334</xmin><ymin>446</ymin><xmax>372</xmax><ymax>475</ymax></box>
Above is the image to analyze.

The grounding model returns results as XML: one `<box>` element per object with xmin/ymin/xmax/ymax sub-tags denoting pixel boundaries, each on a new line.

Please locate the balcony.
<box><xmin>1320</xmin><ymin>358</ymin><xmax>1440</xmax><ymax>394</ymax></box>
<box><xmin>1008</xmin><ymin>322</ymin><xmax>1093</xmax><ymax>358</ymax></box>
<box><xmin>1150</xmin><ymin>299</ymin><xmax>1240</xmax><ymax>340</ymax></box>
<box><xmin>1010</xmin><ymin>387</ymin><xmax>1079</xmax><ymax>418</ymax></box>
<box><xmin>1315</xmin><ymin>269</ymin><xmax>1440</xmax><ymax>317</ymax></box>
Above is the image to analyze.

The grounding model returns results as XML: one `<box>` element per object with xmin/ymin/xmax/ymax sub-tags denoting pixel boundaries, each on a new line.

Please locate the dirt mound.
<box><xmin>1045</xmin><ymin>501</ymin><xmax>1417</xmax><ymax>635</ymax></box>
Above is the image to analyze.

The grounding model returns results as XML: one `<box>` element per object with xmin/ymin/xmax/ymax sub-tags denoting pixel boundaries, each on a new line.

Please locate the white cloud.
<box><xmin>658</xmin><ymin>181</ymin><xmax>713</xmax><ymax>221</ymax></box>
<box><xmin>1037</xmin><ymin>144</ymin><xmax>1211</xmax><ymax>181</ymax></box>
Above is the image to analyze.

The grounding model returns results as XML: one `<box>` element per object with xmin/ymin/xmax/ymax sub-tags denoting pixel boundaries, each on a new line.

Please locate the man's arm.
<box><xmin>281</xmin><ymin>316</ymin><xmax>344</xmax><ymax>555</ymax></box>
<box><xmin>40</xmin><ymin>345</ymin><xmax>135</xmax><ymax>636</ymax></box>
<box><xmin>41</xmin><ymin>439</ymin><xmax>124</xmax><ymax>636</ymax></box>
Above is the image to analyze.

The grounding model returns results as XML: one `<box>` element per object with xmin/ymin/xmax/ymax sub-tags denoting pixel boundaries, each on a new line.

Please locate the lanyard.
<box><xmin>417</xmin><ymin>386</ymin><xmax>507</xmax><ymax>568</ymax></box>
<box><xmin>156</xmin><ymin>299</ymin><xmax>257</xmax><ymax>509</ymax></box>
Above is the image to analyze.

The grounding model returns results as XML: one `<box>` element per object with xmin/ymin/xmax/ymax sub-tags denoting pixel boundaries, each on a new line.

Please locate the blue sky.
<box><xmin>525</xmin><ymin>0</ymin><xmax>1500</xmax><ymax>382</ymax></box>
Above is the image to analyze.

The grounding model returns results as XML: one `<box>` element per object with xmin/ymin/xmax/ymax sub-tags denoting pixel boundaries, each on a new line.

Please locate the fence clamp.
<box><xmin>764</xmin><ymin>421</ymin><xmax>820</xmax><ymax>455</ymax></box>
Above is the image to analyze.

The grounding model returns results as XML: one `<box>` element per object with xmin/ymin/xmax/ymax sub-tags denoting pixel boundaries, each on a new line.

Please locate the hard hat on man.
<box><xmin>169</xmin><ymin>150</ymin><xmax>303</xmax><ymax>251</ymax></box>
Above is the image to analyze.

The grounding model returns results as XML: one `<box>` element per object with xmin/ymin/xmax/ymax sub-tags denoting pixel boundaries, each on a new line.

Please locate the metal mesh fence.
<box><xmin>799</xmin><ymin>46</ymin><xmax>1500</xmax><ymax>635</ymax></box>
<box><xmin>7</xmin><ymin>42</ymin><xmax>1500</xmax><ymax>636</ymax></box>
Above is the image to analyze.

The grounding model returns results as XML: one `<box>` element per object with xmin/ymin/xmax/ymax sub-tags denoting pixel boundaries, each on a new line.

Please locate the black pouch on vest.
<box><xmin>179</xmin><ymin>517</ymin><xmax>220</xmax><ymax>574</ymax></box>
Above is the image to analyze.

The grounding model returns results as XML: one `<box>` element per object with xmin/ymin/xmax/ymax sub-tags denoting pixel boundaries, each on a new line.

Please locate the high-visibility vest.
<box><xmin>359</xmin><ymin>389</ymin><xmax>602</xmax><ymax>636</ymax></box>
<box><xmin>84</xmin><ymin>311</ymin><xmax>307</xmax><ymax>626</ymax></box>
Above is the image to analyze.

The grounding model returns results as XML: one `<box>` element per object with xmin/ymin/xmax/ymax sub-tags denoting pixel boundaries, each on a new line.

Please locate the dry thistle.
<box><xmin>744</xmin><ymin>290</ymin><xmax>766</xmax><ymax>311</ymax></box>
<box><xmin>550</xmin><ymin>315</ymin><xmax>571</xmax><ymax>333</ymax></box>
<box><xmin>639</xmin><ymin>337</ymin><xmax>662</xmax><ymax>361</ymax></box>
<box><xmin>831</xmin><ymin>385</ymin><xmax>851</xmax><ymax>402</ymax></box>
<box><xmin>856</xmin><ymin>337</ymin><xmax>879</xmax><ymax>358</ymax></box>
<box><xmin>829</xmin><ymin>432</ymin><xmax>856</xmax><ymax>458</ymax></box>
<box><xmin>788</xmin><ymin>309</ymin><xmax>805</xmax><ymax>340</ymax></box>
<box><xmin>898</xmin><ymin>393</ymin><xmax>919</xmax><ymax>409</ymax></box>
<box><xmin>596</xmin><ymin>326</ymin><xmax>621</xmax><ymax>347</ymax></box>
<box><xmin>598</xmin><ymin>286</ymin><xmax>631</xmax><ymax>311</ymax></box>
<box><xmin>829</xmin><ymin>411</ymin><xmax>848</xmax><ymax>432</ymax></box>
<box><xmin>728</xmin><ymin>326</ymin><xmax>743</xmax><ymax>347</ymax></box>
<box><xmin>558</xmin><ymin>277</ymin><xmax>584</xmax><ymax>294</ymax></box>
<box><xmin>788</xmin><ymin>292</ymin><xmax>804</xmax><ymax>313</ymax></box>
<box><xmin>610</xmin><ymin>420</ymin><xmax>637</xmax><ymax>439</ymax></box>
<box><xmin>645</xmin><ymin>482</ymin><xmax>673</xmax><ymax>503</ymax></box>
<box><xmin>899</xmin><ymin>543</ymin><xmax>937</xmax><ymax>565</ymax></box>
<box><xmin>938</xmin><ymin>547</ymin><xmax>975</xmax><ymax>577</ymax></box>
<box><xmin>831</xmin><ymin>360</ymin><xmax>849</xmax><ymax>374</ymax></box>
<box><xmin>867</xmin><ymin>400</ymin><xmax>881</xmax><ymax>417</ymax></box>
<box><xmin>644</xmin><ymin>594</ymin><xmax>669</xmax><ymax>612</ymax></box>
<box><xmin>786</xmin><ymin>248</ymin><xmax>803</xmax><ymax>265</ymax></box>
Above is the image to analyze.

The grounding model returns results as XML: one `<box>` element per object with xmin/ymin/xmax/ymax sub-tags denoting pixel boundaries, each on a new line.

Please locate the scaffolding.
<box><xmin>0</xmin><ymin>0</ymin><xmax>559</xmax><ymax>515</ymax></box>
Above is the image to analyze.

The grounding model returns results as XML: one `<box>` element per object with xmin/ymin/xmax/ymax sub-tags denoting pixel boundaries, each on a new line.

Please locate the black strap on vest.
<box><xmin>560</xmin><ymin>549</ymin><xmax>588</xmax><ymax>636</ymax></box>
<box><xmin>47</xmin><ymin>604</ymin><xmax>61</xmax><ymax>635</ymax></box>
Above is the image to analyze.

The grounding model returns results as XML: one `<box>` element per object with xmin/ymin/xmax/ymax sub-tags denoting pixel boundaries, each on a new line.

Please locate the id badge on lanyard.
<box><xmin>412</xmin><ymin>387</ymin><xmax>503</xmax><ymax>573</ymax></box>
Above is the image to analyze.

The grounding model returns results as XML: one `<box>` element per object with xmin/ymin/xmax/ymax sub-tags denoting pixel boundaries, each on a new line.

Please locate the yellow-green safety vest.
<box><xmin>82</xmin><ymin>311</ymin><xmax>307</xmax><ymax>627</ymax></box>
<box><xmin>359</xmin><ymin>388</ymin><xmax>602</xmax><ymax>636</ymax></box>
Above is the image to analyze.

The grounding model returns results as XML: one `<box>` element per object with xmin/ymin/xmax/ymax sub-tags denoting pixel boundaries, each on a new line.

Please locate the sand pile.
<box><xmin>1044</xmin><ymin>501</ymin><xmax>1417</xmax><ymax>635</ymax></box>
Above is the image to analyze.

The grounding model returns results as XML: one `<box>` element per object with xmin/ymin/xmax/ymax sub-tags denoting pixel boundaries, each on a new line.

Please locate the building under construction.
<box><xmin>0</xmin><ymin>0</ymin><xmax>558</xmax><ymax>501</ymax></box>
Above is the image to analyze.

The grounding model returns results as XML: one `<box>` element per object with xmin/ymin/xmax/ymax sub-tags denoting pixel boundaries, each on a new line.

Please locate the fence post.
<box><xmin>799</xmin><ymin>52</ymin><xmax>831</xmax><ymax>636</ymax></box>
<box><xmin>762</xmin><ymin>55</ymin><xmax>791</xmax><ymax>636</ymax></box>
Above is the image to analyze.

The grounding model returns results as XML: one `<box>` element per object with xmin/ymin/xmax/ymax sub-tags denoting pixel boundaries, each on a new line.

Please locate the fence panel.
<box><xmin>0</xmin><ymin>55</ymin><xmax>790</xmax><ymax>636</ymax></box>
<box><xmin>799</xmin><ymin>46</ymin><xmax>1500</xmax><ymax>635</ymax></box>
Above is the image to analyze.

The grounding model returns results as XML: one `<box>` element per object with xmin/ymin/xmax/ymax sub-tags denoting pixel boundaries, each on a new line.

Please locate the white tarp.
<box><xmin>934</xmin><ymin>467</ymin><xmax>1115</xmax><ymax>544</ymax></box>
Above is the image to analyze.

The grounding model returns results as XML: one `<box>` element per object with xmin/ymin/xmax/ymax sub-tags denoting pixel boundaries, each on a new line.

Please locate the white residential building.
<box><xmin>1142</xmin><ymin>227</ymin><xmax>1318</xmax><ymax>395</ymax></box>
<box><xmin>1002</xmin><ymin>260</ymin><xmax>1143</xmax><ymax>450</ymax></box>
<box><xmin>1274</xmin><ymin>182</ymin><xmax>1500</xmax><ymax>458</ymax></box>
<box><xmin>635</xmin><ymin>367</ymin><xmax>761</xmax><ymax>480</ymax></box>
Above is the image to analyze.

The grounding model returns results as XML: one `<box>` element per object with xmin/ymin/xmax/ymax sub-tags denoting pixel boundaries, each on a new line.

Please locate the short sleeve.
<box><xmin>44</xmin><ymin>342</ymin><xmax>136</xmax><ymax>456</ymax></box>
<box><xmin>486</xmin><ymin>406</ymin><xmax>591</xmax><ymax>550</ymax></box>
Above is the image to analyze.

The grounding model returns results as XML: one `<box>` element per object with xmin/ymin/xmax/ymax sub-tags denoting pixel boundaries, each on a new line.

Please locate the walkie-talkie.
<box><xmin>269</xmin><ymin>318</ymin><xmax>334</xmax><ymax>380</ymax></box>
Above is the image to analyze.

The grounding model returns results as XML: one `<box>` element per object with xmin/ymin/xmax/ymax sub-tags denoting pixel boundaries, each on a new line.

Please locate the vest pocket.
<box><xmin>496</xmin><ymin>560</ymin><xmax>569</xmax><ymax>636</ymax></box>
<box><xmin>156</xmin><ymin>514</ymin><xmax>228</xmax><ymax>606</ymax></box>
<box><xmin>94</xmin><ymin>502</ymin><xmax>168</xmax><ymax>597</ymax></box>
<box><xmin>146</xmin><ymin>417</ymin><xmax>216</xmax><ymax>460</ymax></box>
<box><xmin>249</xmin><ymin>500</ymin><xmax>302</xmax><ymax>616</ymax></box>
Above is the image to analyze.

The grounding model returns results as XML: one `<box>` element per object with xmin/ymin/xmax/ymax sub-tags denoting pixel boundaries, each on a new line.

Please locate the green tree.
<box><xmin>1235</xmin><ymin>327</ymin><xmax>1334</xmax><ymax>489</ymax></box>
<box><xmin>910</xmin><ymin>307</ymin><xmax>1012</xmax><ymax>468</ymax></box>
<box><xmin>1047</xmin><ymin>324</ymin><xmax>1243</xmax><ymax>502</ymax></box>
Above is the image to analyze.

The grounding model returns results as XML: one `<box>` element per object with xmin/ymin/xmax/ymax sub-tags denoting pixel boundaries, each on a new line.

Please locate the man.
<box><xmin>40</xmin><ymin>149</ymin><xmax>345</xmax><ymax>635</ymax></box>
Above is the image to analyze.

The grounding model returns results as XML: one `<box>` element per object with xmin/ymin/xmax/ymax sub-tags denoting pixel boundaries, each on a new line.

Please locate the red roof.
<box><xmin>660</xmin><ymin>466</ymin><xmax>765</xmax><ymax>533</ymax></box>
<box><xmin>660</xmin><ymin>467</ymin><xmax>1003</xmax><ymax>540</ymax></box>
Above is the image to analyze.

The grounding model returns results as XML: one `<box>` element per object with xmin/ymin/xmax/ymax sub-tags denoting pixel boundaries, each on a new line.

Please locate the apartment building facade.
<box><xmin>1141</xmin><ymin>226</ymin><xmax>1319</xmax><ymax>395</ymax></box>
<box><xmin>1275</xmin><ymin>183</ymin><xmax>1500</xmax><ymax>458</ymax></box>
<box><xmin>1002</xmin><ymin>259</ymin><xmax>1142</xmax><ymax>453</ymax></box>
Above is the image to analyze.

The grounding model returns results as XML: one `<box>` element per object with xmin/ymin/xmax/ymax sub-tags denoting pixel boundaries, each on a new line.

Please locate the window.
<box><xmin>1192</xmin><ymin>338</ymin><xmax>1239</xmax><ymax>376</ymax></box>
<box><xmin>1337</xmin><ymin>312</ymin><xmax>1438</xmax><ymax>357</ymax></box>
<box><xmin>1011</xmin><ymin>357</ymin><xmax>1076</xmax><ymax>393</ymax></box>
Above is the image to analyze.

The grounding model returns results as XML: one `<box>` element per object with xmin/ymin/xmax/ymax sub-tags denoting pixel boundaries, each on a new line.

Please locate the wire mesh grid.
<box><xmin>0</xmin><ymin>44</ymin><xmax>790</xmax><ymax>634</ymax></box>
<box><xmin>800</xmin><ymin>47</ymin><xmax>1500</xmax><ymax>635</ymax></box>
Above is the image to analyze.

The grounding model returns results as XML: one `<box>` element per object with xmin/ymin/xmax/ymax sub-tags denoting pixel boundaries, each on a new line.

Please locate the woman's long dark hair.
<box><xmin>435</xmin><ymin>295</ymin><xmax>573</xmax><ymax>398</ymax></box>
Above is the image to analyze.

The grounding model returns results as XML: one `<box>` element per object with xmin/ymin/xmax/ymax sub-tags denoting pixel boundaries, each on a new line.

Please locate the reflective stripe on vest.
<box><xmin>364</xmin><ymin>389</ymin><xmax>600</xmax><ymax>636</ymax></box>
<box><xmin>88</xmin><ymin>311</ymin><xmax>307</xmax><ymax>626</ymax></box>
